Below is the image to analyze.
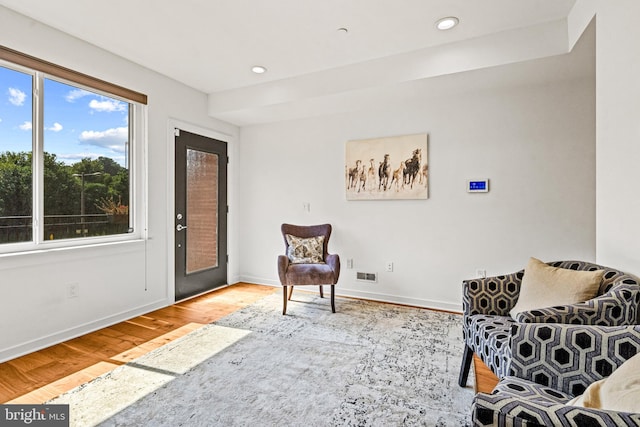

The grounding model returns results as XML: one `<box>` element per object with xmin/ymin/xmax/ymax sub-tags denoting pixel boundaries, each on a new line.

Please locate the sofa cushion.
<box><xmin>567</xmin><ymin>352</ymin><xmax>640</xmax><ymax>413</ymax></box>
<box><xmin>285</xmin><ymin>234</ymin><xmax>325</xmax><ymax>264</ymax></box>
<box><xmin>510</xmin><ymin>257</ymin><xmax>603</xmax><ymax>319</ymax></box>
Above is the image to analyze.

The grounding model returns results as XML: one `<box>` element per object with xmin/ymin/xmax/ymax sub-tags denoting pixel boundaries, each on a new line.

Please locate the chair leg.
<box><xmin>319</xmin><ymin>285</ymin><xmax>324</xmax><ymax>298</ymax></box>
<box><xmin>330</xmin><ymin>285</ymin><xmax>335</xmax><ymax>313</ymax></box>
<box><xmin>458</xmin><ymin>344</ymin><xmax>473</xmax><ymax>387</ymax></box>
<box><xmin>288</xmin><ymin>286</ymin><xmax>294</xmax><ymax>300</ymax></box>
<box><xmin>282</xmin><ymin>287</ymin><xmax>288</xmax><ymax>315</ymax></box>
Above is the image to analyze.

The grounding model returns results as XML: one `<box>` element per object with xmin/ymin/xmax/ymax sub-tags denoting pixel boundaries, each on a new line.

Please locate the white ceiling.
<box><xmin>0</xmin><ymin>0</ymin><xmax>590</xmax><ymax>126</ymax></box>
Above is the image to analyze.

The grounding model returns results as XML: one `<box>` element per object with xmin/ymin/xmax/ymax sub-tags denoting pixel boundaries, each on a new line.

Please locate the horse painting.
<box><xmin>345</xmin><ymin>133</ymin><xmax>428</xmax><ymax>200</ymax></box>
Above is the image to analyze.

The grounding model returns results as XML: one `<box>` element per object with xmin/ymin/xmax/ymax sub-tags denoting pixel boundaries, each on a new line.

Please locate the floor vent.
<box><xmin>356</xmin><ymin>272</ymin><xmax>377</xmax><ymax>282</ymax></box>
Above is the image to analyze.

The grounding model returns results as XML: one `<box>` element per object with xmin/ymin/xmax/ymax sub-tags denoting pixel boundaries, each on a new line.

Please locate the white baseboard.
<box><xmin>238</xmin><ymin>276</ymin><xmax>463</xmax><ymax>313</ymax></box>
<box><xmin>0</xmin><ymin>299</ymin><xmax>169</xmax><ymax>363</ymax></box>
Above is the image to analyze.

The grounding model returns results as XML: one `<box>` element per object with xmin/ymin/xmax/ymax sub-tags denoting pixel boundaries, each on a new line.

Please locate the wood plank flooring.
<box><xmin>0</xmin><ymin>283</ymin><xmax>277</xmax><ymax>404</ymax></box>
<box><xmin>473</xmin><ymin>353</ymin><xmax>500</xmax><ymax>394</ymax></box>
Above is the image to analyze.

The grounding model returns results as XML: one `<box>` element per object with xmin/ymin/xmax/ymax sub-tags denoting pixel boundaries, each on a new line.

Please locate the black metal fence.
<box><xmin>0</xmin><ymin>214</ymin><xmax>130</xmax><ymax>243</ymax></box>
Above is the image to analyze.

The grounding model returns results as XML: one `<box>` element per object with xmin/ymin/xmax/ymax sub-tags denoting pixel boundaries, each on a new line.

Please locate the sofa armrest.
<box><xmin>515</xmin><ymin>283</ymin><xmax>640</xmax><ymax>325</ymax></box>
<box><xmin>509</xmin><ymin>323</ymin><xmax>640</xmax><ymax>396</ymax></box>
<box><xmin>277</xmin><ymin>255</ymin><xmax>289</xmax><ymax>285</ymax></box>
<box><xmin>463</xmin><ymin>271</ymin><xmax>523</xmax><ymax>316</ymax></box>
<box><xmin>325</xmin><ymin>253</ymin><xmax>340</xmax><ymax>283</ymax></box>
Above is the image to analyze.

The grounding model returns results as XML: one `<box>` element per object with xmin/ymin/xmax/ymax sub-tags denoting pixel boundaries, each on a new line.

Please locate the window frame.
<box><xmin>0</xmin><ymin>46</ymin><xmax>147</xmax><ymax>254</ymax></box>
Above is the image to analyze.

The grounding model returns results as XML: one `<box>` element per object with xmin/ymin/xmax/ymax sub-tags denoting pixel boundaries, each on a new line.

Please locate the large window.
<box><xmin>0</xmin><ymin>46</ymin><xmax>146</xmax><ymax>249</ymax></box>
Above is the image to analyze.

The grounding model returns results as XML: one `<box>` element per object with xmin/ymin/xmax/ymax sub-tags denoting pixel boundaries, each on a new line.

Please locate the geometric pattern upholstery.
<box><xmin>464</xmin><ymin>314</ymin><xmax>516</xmax><ymax>379</ymax></box>
<box><xmin>509</xmin><ymin>324</ymin><xmax>640</xmax><ymax>396</ymax></box>
<box><xmin>472</xmin><ymin>324</ymin><xmax>640</xmax><ymax>427</ymax></box>
<box><xmin>460</xmin><ymin>261</ymin><xmax>640</xmax><ymax>386</ymax></box>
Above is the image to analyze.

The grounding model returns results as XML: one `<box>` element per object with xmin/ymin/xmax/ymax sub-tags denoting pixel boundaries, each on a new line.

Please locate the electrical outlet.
<box><xmin>67</xmin><ymin>283</ymin><xmax>79</xmax><ymax>298</ymax></box>
<box><xmin>386</xmin><ymin>262</ymin><xmax>394</xmax><ymax>272</ymax></box>
<box><xmin>476</xmin><ymin>269</ymin><xmax>486</xmax><ymax>278</ymax></box>
<box><xmin>346</xmin><ymin>258</ymin><xmax>353</xmax><ymax>269</ymax></box>
<box><xmin>303</xmin><ymin>202</ymin><xmax>311</xmax><ymax>212</ymax></box>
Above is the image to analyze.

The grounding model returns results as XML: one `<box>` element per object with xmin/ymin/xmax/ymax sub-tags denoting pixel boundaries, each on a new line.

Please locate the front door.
<box><xmin>174</xmin><ymin>129</ymin><xmax>228</xmax><ymax>301</ymax></box>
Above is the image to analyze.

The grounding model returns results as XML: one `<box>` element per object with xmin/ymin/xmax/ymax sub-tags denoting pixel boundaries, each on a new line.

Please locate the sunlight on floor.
<box><xmin>48</xmin><ymin>325</ymin><xmax>252</xmax><ymax>426</ymax></box>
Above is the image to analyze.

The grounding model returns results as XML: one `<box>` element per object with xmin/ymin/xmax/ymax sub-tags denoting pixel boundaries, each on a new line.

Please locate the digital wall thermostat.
<box><xmin>467</xmin><ymin>179</ymin><xmax>489</xmax><ymax>193</ymax></box>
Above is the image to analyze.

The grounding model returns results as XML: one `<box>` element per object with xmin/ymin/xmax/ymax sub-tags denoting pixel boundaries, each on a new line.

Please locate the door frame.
<box><xmin>166</xmin><ymin>119</ymin><xmax>235</xmax><ymax>303</ymax></box>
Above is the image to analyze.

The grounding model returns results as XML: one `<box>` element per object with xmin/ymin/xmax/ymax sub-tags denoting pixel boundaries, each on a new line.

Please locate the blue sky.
<box><xmin>0</xmin><ymin>65</ymin><xmax>129</xmax><ymax>166</ymax></box>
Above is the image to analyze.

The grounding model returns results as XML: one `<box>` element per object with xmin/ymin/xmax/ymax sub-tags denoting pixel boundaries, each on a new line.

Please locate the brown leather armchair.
<box><xmin>277</xmin><ymin>223</ymin><xmax>340</xmax><ymax>315</ymax></box>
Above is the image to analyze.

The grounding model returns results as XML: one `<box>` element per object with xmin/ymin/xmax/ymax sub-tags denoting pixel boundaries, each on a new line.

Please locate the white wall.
<box><xmin>567</xmin><ymin>0</ymin><xmax>640</xmax><ymax>277</ymax></box>
<box><xmin>0</xmin><ymin>6</ymin><xmax>239</xmax><ymax>362</ymax></box>
<box><xmin>238</xmin><ymin>76</ymin><xmax>596</xmax><ymax>311</ymax></box>
<box><xmin>592</xmin><ymin>2</ymin><xmax>640</xmax><ymax>275</ymax></box>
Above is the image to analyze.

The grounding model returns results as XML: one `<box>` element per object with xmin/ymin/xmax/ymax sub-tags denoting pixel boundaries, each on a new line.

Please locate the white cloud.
<box><xmin>8</xmin><ymin>87</ymin><xmax>26</xmax><ymax>106</ymax></box>
<box><xmin>57</xmin><ymin>152</ymin><xmax>101</xmax><ymax>163</ymax></box>
<box><xmin>47</xmin><ymin>122</ymin><xmax>63</xmax><ymax>132</ymax></box>
<box><xmin>79</xmin><ymin>126</ymin><xmax>127</xmax><ymax>151</ymax></box>
<box><xmin>58</xmin><ymin>152</ymin><xmax>126</xmax><ymax>166</ymax></box>
<box><xmin>65</xmin><ymin>89</ymin><xmax>92</xmax><ymax>102</ymax></box>
<box><xmin>19</xmin><ymin>121</ymin><xmax>32</xmax><ymax>131</ymax></box>
<box><xmin>89</xmin><ymin>99</ymin><xmax>126</xmax><ymax>112</ymax></box>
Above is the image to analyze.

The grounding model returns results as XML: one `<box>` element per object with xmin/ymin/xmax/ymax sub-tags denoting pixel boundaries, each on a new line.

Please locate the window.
<box><xmin>0</xmin><ymin>46</ymin><xmax>147</xmax><ymax>249</ymax></box>
<box><xmin>0</xmin><ymin>66</ymin><xmax>32</xmax><ymax>243</ymax></box>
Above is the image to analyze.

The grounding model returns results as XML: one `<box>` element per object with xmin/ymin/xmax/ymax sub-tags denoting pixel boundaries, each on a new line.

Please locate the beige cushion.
<box><xmin>567</xmin><ymin>352</ymin><xmax>640</xmax><ymax>412</ymax></box>
<box><xmin>509</xmin><ymin>257</ymin><xmax>603</xmax><ymax>319</ymax></box>
<box><xmin>285</xmin><ymin>234</ymin><xmax>325</xmax><ymax>264</ymax></box>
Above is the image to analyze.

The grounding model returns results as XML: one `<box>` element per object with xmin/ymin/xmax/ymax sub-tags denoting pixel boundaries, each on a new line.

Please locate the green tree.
<box><xmin>44</xmin><ymin>152</ymin><xmax>81</xmax><ymax>216</ymax></box>
<box><xmin>71</xmin><ymin>157</ymin><xmax>104</xmax><ymax>176</ymax></box>
<box><xmin>96</xmin><ymin>156</ymin><xmax>123</xmax><ymax>176</ymax></box>
<box><xmin>0</xmin><ymin>151</ymin><xmax>32</xmax><ymax>217</ymax></box>
<box><xmin>1</xmin><ymin>151</ymin><xmax>130</xmax><ymax>241</ymax></box>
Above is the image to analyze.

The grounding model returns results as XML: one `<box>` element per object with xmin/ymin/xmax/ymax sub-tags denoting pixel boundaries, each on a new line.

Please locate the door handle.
<box><xmin>176</xmin><ymin>224</ymin><xmax>187</xmax><ymax>231</ymax></box>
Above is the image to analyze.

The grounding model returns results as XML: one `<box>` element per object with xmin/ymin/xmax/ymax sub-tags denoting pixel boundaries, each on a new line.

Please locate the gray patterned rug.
<box><xmin>50</xmin><ymin>291</ymin><xmax>474</xmax><ymax>426</ymax></box>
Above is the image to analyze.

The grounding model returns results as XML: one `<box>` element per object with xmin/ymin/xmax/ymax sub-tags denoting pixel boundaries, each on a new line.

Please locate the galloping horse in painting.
<box><xmin>367</xmin><ymin>159</ymin><xmax>377</xmax><ymax>191</ymax></box>
<box><xmin>403</xmin><ymin>148</ymin><xmax>421</xmax><ymax>189</ymax></box>
<box><xmin>347</xmin><ymin>160</ymin><xmax>362</xmax><ymax>190</ymax></box>
<box><xmin>390</xmin><ymin>161</ymin><xmax>405</xmax><ymax>191</ymax></box>
<box><xmin>378</xmin><ymin>154</ymin><xmax>391</xmax><ymax>191</ymax></box>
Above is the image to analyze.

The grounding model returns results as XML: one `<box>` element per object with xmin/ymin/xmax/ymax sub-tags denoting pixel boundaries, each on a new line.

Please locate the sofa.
<box><xmin>472</xmin><ymin>323</ymin><xmax>640</xmax><ymax>426</ymax></box>
<box><xmin>459</xmin><ymin>260</ymin><xmax>640</xmax><ymax>387</ymax></box>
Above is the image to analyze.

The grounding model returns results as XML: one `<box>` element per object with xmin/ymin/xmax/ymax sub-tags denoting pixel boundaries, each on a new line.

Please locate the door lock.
<box><xmin>176</xmin><ymin>224</ymin><xmax>187</xmax><ymax>231</ymax></box>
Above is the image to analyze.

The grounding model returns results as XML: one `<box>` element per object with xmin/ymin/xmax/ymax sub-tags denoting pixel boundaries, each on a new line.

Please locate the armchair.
<box><xmin>458</xmin><ymin>260</ymin><xmax>640</xmax><ymax>388</ymax></box>
<box><xmin>472</xmin><ymin>323</ymin><xmax>640</xmax><ymax>426</ymax></box>
<box><xmin>277</xmin><ymin>223</ymin><xmax>340</xmax><ymax>315</ymax></box>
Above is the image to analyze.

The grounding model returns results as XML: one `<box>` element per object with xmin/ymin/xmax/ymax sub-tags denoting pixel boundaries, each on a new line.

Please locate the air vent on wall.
<box><xmin>356</xmin><ymin>272</ymin><xmax>377</xmax><ymax>282</ymax></box>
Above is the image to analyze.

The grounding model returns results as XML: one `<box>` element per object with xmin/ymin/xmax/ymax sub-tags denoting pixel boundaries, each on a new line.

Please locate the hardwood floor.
<box><xmin>0</xmin><ymin>283</ymin><xmax>277</xmax><ymax>404</ymax></box>
<box><xmin>473</xmin><ymin>353</ymin><xmax>500</xmax><ymax>394</ymax></box>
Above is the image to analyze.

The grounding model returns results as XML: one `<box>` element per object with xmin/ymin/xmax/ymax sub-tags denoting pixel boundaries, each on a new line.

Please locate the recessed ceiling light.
<box><xmin>435</xmin><ymin>16</ymin><xmax>459</xmax><ymax>31</ymax></box>
<box><xmin>251</xmin><ymin>65</ymin><xmax>267</xmax><ymax>74</ymax></box>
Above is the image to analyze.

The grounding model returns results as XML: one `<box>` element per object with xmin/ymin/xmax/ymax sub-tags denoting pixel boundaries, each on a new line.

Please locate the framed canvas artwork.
<box><xmin>345</xmin><ymin>133</ymin><xmax>428</xmax><ymax>200</ymax></box>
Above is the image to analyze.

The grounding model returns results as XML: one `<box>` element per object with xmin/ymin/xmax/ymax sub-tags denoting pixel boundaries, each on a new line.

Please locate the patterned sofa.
<box><xmin>459</xmin><ymin>260</ymin><xmax>640</xmax><ymax>387</ymax></box>
<box><xmin>472</xmin><ymin>323</ymin><xmax>640</xmax><ymax>426</ymax></box>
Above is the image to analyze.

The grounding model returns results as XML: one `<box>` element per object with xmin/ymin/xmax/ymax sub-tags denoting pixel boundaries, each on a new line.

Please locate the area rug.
<box><xmin>50</xmin><ymin>292</ymin><xmax>474</xmax><ymax>426</ymax></box>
